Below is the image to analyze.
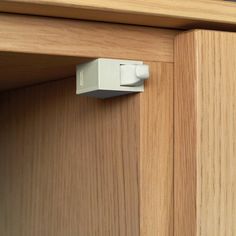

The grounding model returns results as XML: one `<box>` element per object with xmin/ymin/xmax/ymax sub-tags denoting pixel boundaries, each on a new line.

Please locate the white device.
<box><xmin>76</xmin><ymin>58</ymin><xmax>149</xmax><ymax>98</ymax></box>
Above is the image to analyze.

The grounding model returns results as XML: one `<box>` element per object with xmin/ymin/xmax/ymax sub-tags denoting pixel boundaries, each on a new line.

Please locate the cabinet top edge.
<box><xmin>0</xmin><ymin>0</ymin><xmax>236</xmax><ymax>31</ymax></box>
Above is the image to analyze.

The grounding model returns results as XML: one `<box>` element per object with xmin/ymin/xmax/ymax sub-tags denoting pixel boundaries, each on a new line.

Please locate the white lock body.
<box><xmin>76</xmin><ymin>58</ymin><xmax>149</xmax><ymax>99</ymax></box>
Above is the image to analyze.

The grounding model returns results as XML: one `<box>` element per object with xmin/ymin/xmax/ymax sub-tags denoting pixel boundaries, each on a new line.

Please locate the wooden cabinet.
<box><xmin>0</xmin><ymin>2</ymin><xmax>236</xmax><ymax>236</ymax></box>
<box><xmin>175</xmin><ymin>30</ymin><xmax>236</xmax><ymax>236</ymax></box>
<box><xmin>0</xmin><ymin>13</ymin><xmax>175</xmax><ymax>236</ymax></box>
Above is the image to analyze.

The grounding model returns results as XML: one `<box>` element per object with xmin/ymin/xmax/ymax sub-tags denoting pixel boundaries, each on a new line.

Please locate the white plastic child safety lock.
<box><xmin>76</xmin><ymin>58</ymin><xmax>149</xmax><ymax>99</ymax></box>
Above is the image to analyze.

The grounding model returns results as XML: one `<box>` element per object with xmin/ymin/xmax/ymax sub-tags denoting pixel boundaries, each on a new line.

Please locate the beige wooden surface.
<box><xmin>0</xmin><ymin>13</ymin><xmax>177</xmax><ymax>91</ymax></box>
<box><xmin>0</xmin><ymin>0</ymin><xmax>236</xmax><ymax>30</ymax></box>
<box><xmin>0</xmin><ymin>79</ymin><xmax>140</xmax><ymax>236</ymax></box>
<box><xmin>0</xmin><ymin>16</ymin><xmax>173</xmax><ymax>236</ymax></box>
<box><xmin>140</xmin><ymin>62</ymin><xmax>173</xmax><ymax>236</ymax></box>
<box><xmin>0</xmin><ymin>60</ymin><xmax>174</xmax><ymax>235</ymax></box>
<box><xmin>175</xmin><ymin>30</ymin><xmax>236</xmax><ymax>236</ymax></box>
<box><xmin>0</xmin><ymin>52</ymin><xmax>88</xmax><ymax>91</ymax></box>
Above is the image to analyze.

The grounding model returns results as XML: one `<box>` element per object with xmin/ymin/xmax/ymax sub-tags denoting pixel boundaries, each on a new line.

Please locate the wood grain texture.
<box><xmin>0</xmin><ymin>61</ymin><xmax>174</xmax><ymax>236</ymax></box>
<box><xmin>0</xmin><ymin>13</ymin><xmax>176</xmax><ymax>62</ymax></box>
<box><xmin>0</xmin><ymin>78</ymin><xmax>141</xmax><ymax>236</ymax></box>
<box><xmin>174</xmin><ymin>32</ymin><xmax>197</xmax><ymax>236</ymax></box>
<box><xmin>175</xmin><ymin>30</ymin><xmax>236</xmax><ymax>236</ymax></box>
<box><xmin>0</xmin><ymin>13</ymin><xmax>177</xmax><ymax>90</ymax></box>
<box><xmin>140</xmin><ymin>62</ymin><xmax>173</xmax><ymax>235</ymax></box>
<box><xmin>0</xmin><ymin>52</ymin><xmax>88</xmax><ymax>91</ymax></box>
<box><xmin>0</xmin><ymin>0</ymin><xmax>236</xmax><ymax>30</ymax></box>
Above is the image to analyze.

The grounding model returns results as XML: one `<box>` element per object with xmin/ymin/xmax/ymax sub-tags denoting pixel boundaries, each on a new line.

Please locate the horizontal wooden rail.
<box><xmin>0</xmin><ymin>13</ymin><xmax>177</xmax><ymax>90</ymax></box>
<box><xmin>0</xmin><ymin>13</ymin><xmax>176</xmax><ymax>62</ymax></box>
<box><xmin>0</xmin><ymin>0</ymin><xmax>236</xmax><ymax>30</ymax></box>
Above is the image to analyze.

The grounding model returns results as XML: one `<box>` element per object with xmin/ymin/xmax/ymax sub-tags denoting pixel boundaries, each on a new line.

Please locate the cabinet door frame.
<box><xmin>174</xmin><ymin>30</ymin><xmax>236</xmax><ymax>236</ymax></box>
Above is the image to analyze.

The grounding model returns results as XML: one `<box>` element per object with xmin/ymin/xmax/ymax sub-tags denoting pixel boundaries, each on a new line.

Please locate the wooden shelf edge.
<box><xmin>0</xmin><ymin>13</ymin><xmax>177</xmax><ymax>91</ymax></box>
<box><xmin>0</xmin><ymin>0</ymin><xmax>236</xmax><ymax>31</ymax></box>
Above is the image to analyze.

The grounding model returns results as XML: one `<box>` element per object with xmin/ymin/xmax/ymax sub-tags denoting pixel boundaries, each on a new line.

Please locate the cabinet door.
<box><xmin>175</xmin><ymin>30</ymin><xmax>236</xmax><ymax>236</ymax></box>
<box><xmin>0</xmin><ymin>14</ymin><xmax>175</xmax><ymax>236</ymax></box>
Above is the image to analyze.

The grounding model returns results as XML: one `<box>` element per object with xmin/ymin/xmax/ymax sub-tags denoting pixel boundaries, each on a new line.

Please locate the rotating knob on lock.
<box><xmin>120</xmin><ymin>64</ymin><xmax>150</xmax><ymax>86</ymax></box>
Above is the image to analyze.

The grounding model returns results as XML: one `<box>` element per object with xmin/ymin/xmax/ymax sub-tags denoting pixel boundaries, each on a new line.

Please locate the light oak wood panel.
<box><xmin>140</xmin><ymin>62</ymin><xmax>173</xmax><ymax>235</ymax></box>
<box><xmin>0</xmin><ymin>1</ymin><xmax>236</xmax><ymax>30</ymax></box>
<box><xmin>0</xmin><ymin>52</ymin><xmax>89</xmax><ymax>90</ymax></box>
<box><xmin>0</xmin><ymin>13</ymin><xmax>177</xmax><ymax>90</ymax></box>
<box><xmin>0</xmin><ymin>78</ymin><xmax>141</xmax><ymax>236</ymax></box>
<box><xmin>0</xmin><ymin>13</ymin><xmax>176</xmax><ymax>62</ymax></box>
<box><xmin>175</xmin><ymin>30</ymin><xmax>236</xmax><ymax>236</ymax></box>
<box><xmin>0</xmin><ymin>61</ymin><xmax>173</xmax><ymax>236</ymax></box>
